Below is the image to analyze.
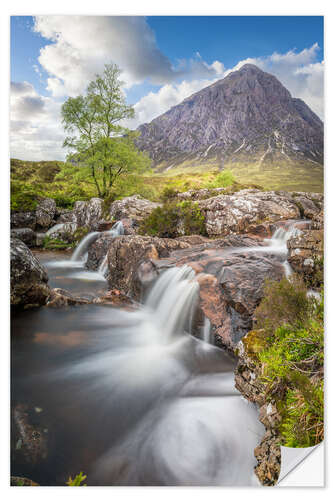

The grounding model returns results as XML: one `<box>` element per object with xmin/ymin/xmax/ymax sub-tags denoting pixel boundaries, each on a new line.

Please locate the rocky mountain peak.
<box><xmin>136</xmin><ymin>64</ymin><xmax>323</xmax><ymax>174</ymax></box>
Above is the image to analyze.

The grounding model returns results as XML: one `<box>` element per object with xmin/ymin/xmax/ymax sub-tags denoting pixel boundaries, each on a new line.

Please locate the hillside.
<box><xmin>136</xmin><ymin>64</ymin><xmax>323</xmax><ymax>191</ymax></box>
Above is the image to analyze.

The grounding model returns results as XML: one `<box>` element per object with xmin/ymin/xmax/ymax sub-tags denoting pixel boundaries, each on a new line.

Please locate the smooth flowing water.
<box><xmin>14</xmin><ymin>221</ymin><xmax>311</xmax><ymax>486</ymax></box>
<box><xmin>11</xmin><ymin>258</ymin><xmax>264</xmax><ymax>485</ymax></box>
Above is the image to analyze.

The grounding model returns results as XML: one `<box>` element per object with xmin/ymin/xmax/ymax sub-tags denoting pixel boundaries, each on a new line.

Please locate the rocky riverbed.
<box><xmin>10</xmin><ymin>188</ymin><xmax>324</xmax><ymax>486</ymax></box>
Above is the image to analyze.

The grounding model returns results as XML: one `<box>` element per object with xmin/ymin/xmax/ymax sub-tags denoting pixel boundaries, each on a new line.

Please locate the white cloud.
<box><xmin>33</xmin><ymin>16</ymin><xmax>225</xmax><ymax>97</ymax></box>
<box><xmin>10</xmin><ymin>81</ymin><xmax>65</xmax><ymax>161</ymax></box>
<box><xmin>11</xmin><ymin>15</ymin><xmax>324</xmax><ymax>161</ymax></box>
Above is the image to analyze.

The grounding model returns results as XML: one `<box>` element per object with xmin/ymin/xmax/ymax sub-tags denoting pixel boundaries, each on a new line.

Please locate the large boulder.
<box><xmin>10</xmin><ymin>211</ymin><xmax>36</xmax><ymax>230</ymax></box>
<box><xmin>132</xmin><ymin>235</ymin><xmax>284</xmax><ymax>349</ymax></box>
<box><xmin>35</xmin><ymin>198</ymin><xmax>56</xmax><ymax>229</ymax></box>
<box><xmin>45</xmin><ymin>222</ymin><xmax>78</xmax><ymax>242</ymax></box>
<box><xmin>86</xmin><ymin>232</ymin><xmax>120</xmax><ymax>271</ymax></box>
<box><xmin>10</xmin><ymin>228</ymin><xmax>36</xmax><ymax>248</ymax></box>
<box><xmin>105</xmin><ymin>235</ymin><xmax>192</xmax><ymax>299</ymax></box>
<box><xmin>10</xmin><ymin>238</ymin><xmax>50</xmax><ymax>308</ymax></box>
<box><xmin>109</xmin><ymin>195</ymin><xmax>161</xmax><ymax>223</ymax></box>
<box><xmin>198</xmin><ymin>189</ymin><xmax>303</xmax><ymax>237</ymax></box>
<box><xmin>58</xmin><ymin>198</ymin><xmax>103</xmax><ymax>230</ymax></box>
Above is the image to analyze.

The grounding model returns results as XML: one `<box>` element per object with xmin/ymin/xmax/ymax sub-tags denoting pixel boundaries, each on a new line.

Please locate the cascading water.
<box><xmin>97</xmin><ymin>221</ymin><xmax>124</xmax><ymax>277</ymax></box>
<box><xmin>71</xmin><ymin>231</ymin><xmax>100</xmax><ymax>262</ymax></box>
<box><xmin>34</xmin><ymin>265</ymin><xmax>263</xmax><ymax>486</ymax></box>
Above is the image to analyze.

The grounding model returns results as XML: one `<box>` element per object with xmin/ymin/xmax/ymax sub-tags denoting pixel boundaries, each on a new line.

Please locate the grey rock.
<box><xmin>109</xmin><ymin>195</ymin><xmax>161</xmax><ymax>223</ymax></box>
<box><xmin>10</xmin><ymin>228</ymin><xmax>36</xmax><ymax>247</ymax></box>
<box><xmin>11</xmin><ymin>211</ymin><xmax>36</xmax><ymax>230</ymax></box>
<box><xmin>10</xmin><ymin>238</ymin><xmax>50</xmax><ymax>308</ymax></box>
<box><xmin>35</xmin><ymin>198</ymin><xmax>56</xmax><ymax>229</ymax></box>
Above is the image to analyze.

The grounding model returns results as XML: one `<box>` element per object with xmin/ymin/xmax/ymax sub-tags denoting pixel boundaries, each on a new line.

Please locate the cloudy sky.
<box><xmin>10</xmin><ymin>16</ymin><xmax>324</xmax><ymax>161</ymax></box>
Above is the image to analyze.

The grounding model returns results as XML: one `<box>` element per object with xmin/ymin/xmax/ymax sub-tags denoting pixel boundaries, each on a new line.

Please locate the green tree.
<box><xmin>61</xmin><ymin>63</ymin><xmax>150</xmax><ymax>197</ymax></box>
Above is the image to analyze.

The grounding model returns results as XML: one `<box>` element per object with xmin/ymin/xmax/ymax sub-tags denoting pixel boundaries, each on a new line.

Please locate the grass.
<box><xmin>248</xmin><ymin>276</ymin><xmax>324</xmax><ymax>447</ymax></box>
<box><xmin>10</xmin><ymin>153</ymin><xmax>323</xmax><ymax>214</ymax></box>
<box><xmin>156</xmin><ymin>157</ymin><xmax>323</xmax><ymax>193</ymax></box>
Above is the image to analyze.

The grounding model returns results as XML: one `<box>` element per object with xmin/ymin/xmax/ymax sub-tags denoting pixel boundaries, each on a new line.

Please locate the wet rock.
<box><xmin>198</xmin><ymin>189</ymin><xmax>301</xmax><ymax>237</ymax></box>
<box><xmin>35</xmin><ymin>198</ymin><xmax>56</xmax><ymax>229</ymax></box>
<box><xmin>46</xmin><ymin>288</ymin><xmax>91</xmax><ymax>307</ymax></box>
<box><xmin>12</xmin><ymin>403</ymin><xmax>48</xmax><ymax>466</ymax></box>
<box><xmin>287</xmin><ymin>229</ymin><xmax>324</xmax><ymax>285</ymax></box>
<box><xmin>109</xmin><ymin>195</ymin><xmax>161</xmax><ymax>223</ymax></box>
<box><xmin>93</xmin><ymin>289</ymin><xmax>136</xmax><ymax>308</ymax></box>
<box><xmin>86</xmin><ymin>232</ymin><xmax>119</xmax><ymax>271</ymax></box>
<box><xmin>11</xmin><ymin>211</ymin><xmax>36</xmax><ymax>230</ymax></box>
<box><xmin>10</xmin><ymin>238</ymin><xmax>50</xmax><ymax>309</ymax></box>
<box><xmin>197</xmin><ymin>252</ymin><xmax>285</xmax><ymax>349</ymax></box>
<box><xmin>106</xmin><ymin>235</ymin><xmax>191</xmax><ymax>299</ymax></box>
<box><xmin>11</xmin><ymin>476</ymin><xmax>39</xmax><ymax>486</ymax></box>
<box><xmin>11</xmin><ymin>228</ymin><xmax>36</xmax><ymax>247</ymax></box>
<box><xmin>97</xmin><ymin>220</ymin><xmax>114</xmax><ymax>232</ymax></box>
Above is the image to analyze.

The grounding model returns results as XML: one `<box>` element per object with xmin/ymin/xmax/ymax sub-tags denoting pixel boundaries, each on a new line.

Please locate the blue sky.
<box><xmin>10</xmin><ymin>16</ymin><xmax>324</xmax><ymax>160</ymax></box>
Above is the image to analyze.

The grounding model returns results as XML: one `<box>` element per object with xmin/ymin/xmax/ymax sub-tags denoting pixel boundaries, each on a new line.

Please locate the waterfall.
<box><xmin>97</xmin><ymin>221</ymin><xmax>125</xmax><ymax>276</ymax></box>
<box><xmin>109</xmin><ymin>221</ymin><xmax>124</xmax><ymax>236</ymax></box>
<box><xmin>145</xmin><ymin>266</ymin><xmax>199</xmax><ymax>343</ymax></box>
<box><xmin>70</xmin><ymin>231</ymin><xmax>100</xmax><ymax>262</ymax></box>
<box><xmin>269</xmin><ymin>225</ymin><xmax>302</xmax><ymax>248</ymax></box>
<box><xmin>269</xmin><ymin>224</ymin><xmax>302</xmax><ymax>278</ymax></box>
<box><xmin>201</xmin><ymin>317</ymin><xmax>211</xmax><ymax>345</ymax></box>
<box><xmin>72</xmin><ymin>221</ymin><xmax>124</xmax><ymax>265</ymax></box>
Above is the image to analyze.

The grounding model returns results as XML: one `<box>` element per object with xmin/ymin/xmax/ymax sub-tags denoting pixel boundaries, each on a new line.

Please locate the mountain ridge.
<box><xmin>136</xmin><ymin>64</ymin><xmax>323</xmax><ymax>176</ymax></box>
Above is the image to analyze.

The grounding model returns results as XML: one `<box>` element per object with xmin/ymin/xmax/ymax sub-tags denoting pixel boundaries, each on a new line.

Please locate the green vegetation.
<box><xmin>10</xmin><ymin>160</ymin><xmax>243</xmax><ymax>212</ymax></box>
<box><xmin>61</xmin><ymin>63</ymin><xmax>150</xmax><ymax>198</ymax></box>
<box><xmin>66</xmin><ymin>472</ymin><xmax>87</xmax><ymax>486</ymax></box>
<box><xmin>155</xmin><ymin>157</ymin><xmax>323</xmax><ymax>193</ymax></box>
<box><xmin>42</xmin><ymin>236</ymin><xmax>73</xmax><ymax>250</ymax></box>
<box><xmin>140</xmin><ymin>200</ymin><xmax>206</xmax><ymax>238</ymax></box>
<box><xmin>251</xmin><ymin>276</ymin><xmax>324</xmax><ymax>447</ymax></box>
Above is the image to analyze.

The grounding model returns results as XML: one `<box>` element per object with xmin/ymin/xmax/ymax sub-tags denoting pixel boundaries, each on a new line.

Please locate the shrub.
<box><xmin>160</xmin><ymin>186</ymin><xmax>180</xmax><ymax>202</ymax></box>
<box><xmin>140</xmin><ymin>200</ymin><xmax>206</xmax><ymax>238</ymax></box>
<box><xmin>208</xmin><ymin>169</ymin><xmax>235</xmax><ymax>188</ymax></box>
<box><xmin>255</xmin><ymin>275</ymin><xmax>313</xmax><ymax>335</ymax></box>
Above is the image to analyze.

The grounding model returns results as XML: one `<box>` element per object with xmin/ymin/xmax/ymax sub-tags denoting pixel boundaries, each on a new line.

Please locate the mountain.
<box><xmin>136</xmin><ymin>64</ymin><xmax>323</xmax><ymax>188</ymax></box>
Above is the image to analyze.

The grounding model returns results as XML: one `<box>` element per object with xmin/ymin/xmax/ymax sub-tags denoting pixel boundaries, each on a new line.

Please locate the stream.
<box><xmin>11</xmin><ymin>221</ymin><xmax>308</xmax><ymax>486</ymax></box>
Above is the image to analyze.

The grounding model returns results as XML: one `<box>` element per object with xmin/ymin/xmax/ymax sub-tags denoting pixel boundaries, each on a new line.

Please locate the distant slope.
<box><xmin>136</xmin><ymin>64</ymin><xmax>323</xmax><ymax>191</ymax></box>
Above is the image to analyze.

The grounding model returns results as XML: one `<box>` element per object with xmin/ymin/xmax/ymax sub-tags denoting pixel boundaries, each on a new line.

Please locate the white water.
<box><xmin>54</xmin><ymin>265</ymin><xmax>263</xmax><ymax>485</ymax></box>
<box><xmin>71</xmin><ymin>231</ymin><xmax>100</xmax><ymax>262</ymax></box>
<box><xmin>97</xmin><ymin>221</ymin><xmax>124</xmax><ymax>277</ymax></box>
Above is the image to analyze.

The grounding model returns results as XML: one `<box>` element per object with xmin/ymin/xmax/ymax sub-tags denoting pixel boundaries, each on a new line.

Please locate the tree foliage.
<box><xmin>61</xmin><ymin>63</ymin><xmax>150</xmax><ymax>197</ymax></box>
